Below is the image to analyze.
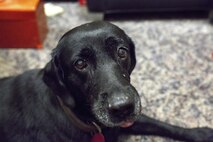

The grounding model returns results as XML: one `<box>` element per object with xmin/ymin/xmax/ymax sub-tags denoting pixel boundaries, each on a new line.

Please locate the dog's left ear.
<box><xmin>43</xmin><ymin>55</ymin><xmax>75</xmax><ymax>108</ymax></box>
<box><xmin>128</xmin><ymin>36</ymin><xmax>136</xmax><ymax>74</ymax></box>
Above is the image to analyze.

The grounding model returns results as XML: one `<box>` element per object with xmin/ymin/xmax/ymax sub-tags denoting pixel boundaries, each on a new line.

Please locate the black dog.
<box><xmin>0</xmin><ymin>21</ymin><xmax>212</xmax><ymax>142</ymax></box>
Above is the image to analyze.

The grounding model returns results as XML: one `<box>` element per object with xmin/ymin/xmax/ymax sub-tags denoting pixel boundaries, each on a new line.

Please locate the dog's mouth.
<box><xmin>93</xmin><ymin>112</ymin><xmax>138</xmax><ymax>128</ymax></box>
<box><xmin>119</xmin><ymin>119</ymin><xmax>135</xmax><ymax>128</ymax></box>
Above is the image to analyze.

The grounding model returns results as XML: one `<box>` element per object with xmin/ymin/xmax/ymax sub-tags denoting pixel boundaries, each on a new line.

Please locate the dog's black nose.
<box><xmin>108</xmin><ymin>95</ymin><xmax>134</xmax><ymax>119</ymax></box>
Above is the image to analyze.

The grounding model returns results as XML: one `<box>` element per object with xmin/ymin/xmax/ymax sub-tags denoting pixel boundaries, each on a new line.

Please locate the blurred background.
<box><xmin>0</xmin><ymin>0</ymin><xmax>213</xmax><ymax>141</ymax></box>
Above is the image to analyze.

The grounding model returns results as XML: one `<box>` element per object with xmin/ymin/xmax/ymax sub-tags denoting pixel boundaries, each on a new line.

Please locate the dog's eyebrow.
<box><xmin>105</xmin><ymin>36</ymin><xmax>124</xmax><ymax>48</ymax></box>
<box><xmin>79</xmin><ymin>47</ymin><xmax>95</xmax><ymax>58</ymax></box>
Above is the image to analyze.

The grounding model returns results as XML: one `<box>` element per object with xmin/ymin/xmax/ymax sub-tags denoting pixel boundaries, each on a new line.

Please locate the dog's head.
<box><xmin>43</xmin><ymin>21</ymin><xmax>141</xmax><ymax>128</ymax></box>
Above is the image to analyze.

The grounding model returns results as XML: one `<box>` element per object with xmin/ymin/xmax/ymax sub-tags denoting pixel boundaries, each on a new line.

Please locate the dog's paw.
<box><xmin>189</xmin><ymin>127</ymin><xmax>213</xmax><ymax>142</ymax></box>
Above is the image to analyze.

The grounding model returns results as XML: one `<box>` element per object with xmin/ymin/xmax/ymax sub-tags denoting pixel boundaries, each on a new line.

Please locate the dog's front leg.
<box><xmin>121</xmin><ymin>114</ymin><xmax>213</xmax><ymax>142</ymax></box>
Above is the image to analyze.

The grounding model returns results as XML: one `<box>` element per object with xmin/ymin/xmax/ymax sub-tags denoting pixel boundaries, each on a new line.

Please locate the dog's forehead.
<box><xmin>56</xmin><ymin>22</ymin><xmax>130</xmax><ymax>62</ymax></box>
<box><xmin>60</xmin><ymin>22</ymin><xmax>127</xmax><ymax>44</ymax></box>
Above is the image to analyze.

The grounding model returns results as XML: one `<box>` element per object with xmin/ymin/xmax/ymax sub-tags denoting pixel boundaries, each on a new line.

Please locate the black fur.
<box><xmin>0</xmin><ymin>21</ymin><xmax>212</xmax><ymax>142</ymax></box>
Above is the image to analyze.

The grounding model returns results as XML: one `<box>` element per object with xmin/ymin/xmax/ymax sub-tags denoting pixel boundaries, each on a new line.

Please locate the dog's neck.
<box><xmin>56</xmin><ymin>96</ymin><xmax>100</xmax><ymax>133</ymax></box>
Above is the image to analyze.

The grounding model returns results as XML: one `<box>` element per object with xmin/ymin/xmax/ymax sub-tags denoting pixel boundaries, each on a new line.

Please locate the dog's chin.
<box><xmin>119</xmin><ymin>119</ymin><xmax>135</xmax><ymax>128</ymax></box>
<box><xmin>93</xmin><ymin>106</ymin><xmax>141</xmax><ymax>128</ymax></box>
<box><xmin>93</xmin><ymin>112</ymin><xmax>137</xmax><ymax>128</ymax></box>
<box><xmin>97</xmin><ymin>117</ymin><xmax>136</xmax><ymax>128</ymax></box>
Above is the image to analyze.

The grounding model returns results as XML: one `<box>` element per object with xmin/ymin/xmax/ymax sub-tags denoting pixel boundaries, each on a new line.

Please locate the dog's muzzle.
<box><xmin>94</xmin><ymin>85</ymin><xmax>141</xmax><ymax>127</ymax></box>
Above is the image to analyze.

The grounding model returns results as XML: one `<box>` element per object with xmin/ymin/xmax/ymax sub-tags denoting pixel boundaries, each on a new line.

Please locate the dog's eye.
<box><xmin>118</xmin><ymin>47</ymin><xmax>128</xmax><ymax>59</ymax></box>
<box><xmin>74</xmin><ymin>59</ymin><xmax>87</xmax><ymax>70</ymax></box>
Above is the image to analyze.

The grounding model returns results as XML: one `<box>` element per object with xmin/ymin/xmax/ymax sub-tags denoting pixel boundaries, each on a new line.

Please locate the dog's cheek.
<box><xmin>92</xmin><ymin>101</ymin><xmax>110</xmax><ymax>124</ymax></box>
<box><xmin>126</xmin><ymin>58</ymin><xmax>132</xmax><ymax>72</ymax></box>
<box><xmin>67</xmin><ymin>73</ymin><xmax>85</xmax><ymax>87</ymax></box>
<box><xmin>119</xmin><ymin>57</ymin><xmax>132</xmax><ymax>73</ymax></box>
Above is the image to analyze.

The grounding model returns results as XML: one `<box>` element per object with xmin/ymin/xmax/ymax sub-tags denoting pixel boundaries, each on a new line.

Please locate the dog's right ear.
<box><xmin>43</xmin><ymin>57</ymin><xmax>64</xmax><ymax>90</ymax></box>
<box><xmin>43</xmin><ymin>56</ymin><xmax>75</xmax><ymax>108</ymax></box>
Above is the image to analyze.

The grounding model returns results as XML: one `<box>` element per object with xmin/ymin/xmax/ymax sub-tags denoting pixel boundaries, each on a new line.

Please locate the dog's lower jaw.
<box><xmin>93</xmin><ymin>110</ymin><xmax>139</xmax><ymax>128</ymax></box>
<box><xmin>119</xmin><ymin>119</ymin><xmax>135</xmax><ymax>128</ymax></box>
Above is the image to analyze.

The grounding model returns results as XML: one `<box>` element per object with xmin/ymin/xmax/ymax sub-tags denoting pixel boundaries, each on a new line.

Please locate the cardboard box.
<box><xmin>0</xmin><ymin>0</ymin><xmax>48</xmax><ymax>48</ymax></box>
